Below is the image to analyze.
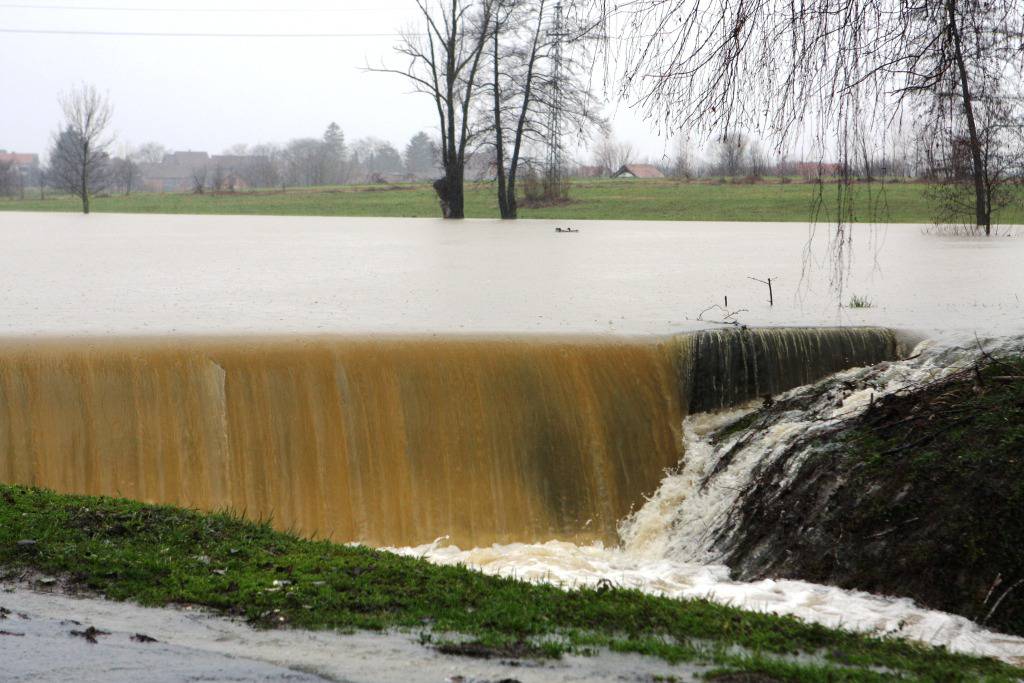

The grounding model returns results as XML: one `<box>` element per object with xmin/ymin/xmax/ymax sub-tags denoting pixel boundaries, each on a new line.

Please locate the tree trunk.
<box><xmin>506</xmin><ymin>174</ymin><xmax>519</xmax><ymax>218</ymax></box>
<box><xmin>947</xmin><ymin>0</ymin><xmax>990</xmax><ymax>235</ymax></box>
<box><xmin>434</xmin><ymin>166</ymin><xmax>466</xmax><ymax>219</ymax></box>
<box><xmin>81</xmin><ymin>141</ymin><xmax>90</xmax><ymax>214</ymax></box>
<box><xmin>449</xmin><ymin>166</ymin><xmax>465</xmax><ymax>219</ymax></box>
<box><xmin>493</xmin><ymin>30</ymin><xmax>513</xmax><ymax>219</ymax></box>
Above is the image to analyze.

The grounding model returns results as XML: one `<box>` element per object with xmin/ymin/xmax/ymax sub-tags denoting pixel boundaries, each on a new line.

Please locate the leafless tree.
<box><xmin>600</xmin><ymin>0</ymin><xmax>1024</xmax><ymax>282</ymax></box>
<box><xmin>591</xmin><ymin>132</ymin><xmax>633</xmax><ymax>175</ymax></box>
<box><xmin>133</xmin><ymin>142</ymin><xmax>167</xmax><ymax>164</ymax></box>
<box><xmin>712</xmin><ymin>132</ymin><xmax>748</xmax><ymax>177</ymax></box>
<box><xmin>351</xmin><ymin>137</ymin><xmax>404</xmax><ymax>181</ymax></box>
<box><xmin>284</xmin><ymin>138</ymin><xmax>330</xmax><ymax>187</ymax></box>
<box><xmin>668</xmin><ymin>137</ymin><xmax>694</xmax><ymax>179</ymax></box>
<box><xmin>372</xmin><ymin>0</ymin><xmax>494</xmax><ymax>218</ymax></box>
<box><xmin>35</xmin><ymin>163</ymin><xmax>48</xmax><ymax>200</ymax></box>
<box><xmin>485</xmin><ymin>0</ymin><xmax>603</xmax><ymax>216</ymax></box>
<box><xmin>48</xmin><ymin>84</ymin><xmax>113</xmax><ymax>213</ymax></box>
<box><xmin>923</xmin><ymin>97</ymin><xmax>1024</xmax><ymax>233</ymax></box>
<box><xmin>190</xmin><ymin>166</ymin><xmax>207</xmax><ymax>194</ymax></box>
<box><xmin>0</xmin><ymin>159</ymin><xmax>18</xmax><ymax>198</ymax></box>
<box><xmin>110</xmin><ymin>156</ymin><xmax>140</xmax><ymax>195</ymax></box>
<box><xmin>210</xmin><ymin>164</ymin><xmax>228</xmax><ymax>192</ymax></box>
<box><xmin>246</xmin><ymin>143</ymin><xmax>284</xmax><ymax>188</ymax></box>
<box><xmin>746</xmin><ymin>140</ymin><xmax>770</xmax><ymax>179</ymax></box>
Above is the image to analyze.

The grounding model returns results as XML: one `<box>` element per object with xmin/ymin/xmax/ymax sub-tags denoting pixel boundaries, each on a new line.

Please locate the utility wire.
<box><xmin>0</xmin><ymin>27</ymin><xmax>408</xmax><ymax>37</ymax></box>
<box><xmin>0</xmin><ymin>3</ymin><xmax>410</xmax><ymax>11</ymax></box>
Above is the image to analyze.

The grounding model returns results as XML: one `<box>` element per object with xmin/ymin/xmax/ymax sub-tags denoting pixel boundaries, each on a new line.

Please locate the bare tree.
<box><xmin>923</xmin><ymin>97</ymin><xmax>1024</xmax><ymax>233</ymax></box>
<box><xmin>605</xmin><ymin>0</ymin><xmax>1024</xmax><ymax>265</ymax></box>
<box><xmin>190</xmin><ymin>166</ymin><xmax>207</xmax><ymax>194</ymax></box>
<box><xmin>373</xmin><ymin>0</ymin><xmax>494</xmax><ymax>218</ymax></box>
<box><xmin>668</xmin><ymin>137</ymin><xmax>694</xmax><ymax>179</ymax></box>
<box><xmin>746</xmin><ymin>139</ymin><xmax>770</xmax><ymax>179</ymax></box>
<box><xmin>712</xmin><ymin>132</ymin><xmax>749</xmax><ymax>177</ymax></box>
<box><xmin>133</xmin><ymin>142</ymin><xmax>167</xmax><ymax>164</ymax></box>
<box><xmin>486</xmin><ymin>0</ymin><xmax>603</xmax><ymax>217</ymax></box>
<box><xmin>48</xmin><ymin>84</ymin><xmax>114</xmax><ymax>213</ymax></box>
<box><xmin>0</xmin><ymin>159</ymin><xmax>18</xmax><ymax>198</ymax></box>
<box><xmin>110</xmin><ymin>156</ymin><xmax>139</xmax><ymax>195</ymax></box>
<box><xmin>283</xmin><ymin>138</ymin><xmax>329</xmax><ymax>187</ymax></box>
<box><xmin>246</xmin><ymin>143</ymin><xmax>284</xmax><ymax>188</ymax></box>
<box><xmin>591</xmin><ymin>132</ymin><xmax>633</xmax><ymax>175</ymax></box>
<box><xmin>351</xmin><ymin>137</ymin><xmax>404</xmax><ymax>181</ymax></box>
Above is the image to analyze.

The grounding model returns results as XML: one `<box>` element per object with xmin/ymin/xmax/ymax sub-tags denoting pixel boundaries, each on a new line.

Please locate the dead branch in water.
<box><xmin>695</xmin><ymin>304</ymin><xmax>749</xmax><ymax>326</ymax></box>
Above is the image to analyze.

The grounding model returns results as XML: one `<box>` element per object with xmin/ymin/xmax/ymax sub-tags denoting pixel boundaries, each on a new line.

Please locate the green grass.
<box><xmin>3</xmin><ymin>178</ymin><xmax>1023</xmax><ymax>223</ymax></box>
<box><xmin>1</xmin><ymin>485</ymin><xmax>1021</xmax><ymax>680</ymax></box>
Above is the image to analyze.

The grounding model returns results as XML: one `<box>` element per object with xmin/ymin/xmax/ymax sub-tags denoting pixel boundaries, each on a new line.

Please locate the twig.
<box><xmin>983</xmin><ymin>578</ymin><xmax>1024</xmax><ymax>625</ymax></box>
<box><xmin>748</xmin><ymin>276</ymin><xmax>776</xmax><ymax>306</ymax></box>
<box><xmin>696</xmin><ymin>304</ymin><xmax>749</xmax><ymax>326</ymax></box>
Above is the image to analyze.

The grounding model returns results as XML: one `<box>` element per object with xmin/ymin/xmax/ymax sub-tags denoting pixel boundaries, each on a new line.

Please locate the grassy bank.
<box><xmin>0</xmin><ymin>485</ymin><xmax>1020</xmax><ymax>681</ymax></box>
<box><xmin>3</xmin><ymin>178</ymin><xmax>1023</xmax><ymax>223</ymax></box>
<box><xmin>724</xmin><ymin>352</ymin><xmax>1024</xmax><ymax>638</ymax></box>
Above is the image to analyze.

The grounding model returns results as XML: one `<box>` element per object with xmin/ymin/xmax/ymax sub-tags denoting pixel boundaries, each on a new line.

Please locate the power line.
<box><xmin>0</xmin><ymin>27</ymin><xmax>407</xmax><ymax>37</ymax></box>
<box><xmin>0</xmin><ymin>3</ymin><xmax>410</xmax><ymax>11</ymax></box>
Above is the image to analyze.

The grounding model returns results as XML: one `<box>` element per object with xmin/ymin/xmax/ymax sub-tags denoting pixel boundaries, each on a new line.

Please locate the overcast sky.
<box><xmin>0</xmin><ymin>0</ymin><xmax>675</xmax><ymax>162</ymax></box>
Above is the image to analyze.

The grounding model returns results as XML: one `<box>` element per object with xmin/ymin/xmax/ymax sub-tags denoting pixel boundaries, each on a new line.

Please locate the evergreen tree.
<box><xmin>404</xmin><ymin>132</ymin><xmax>438</xmax><ymax>179</ymax></box>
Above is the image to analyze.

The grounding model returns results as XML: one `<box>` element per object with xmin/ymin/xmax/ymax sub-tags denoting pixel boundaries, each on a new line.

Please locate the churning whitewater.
<box><xmin>393</xmin><ymin>335</ymin><xmax>1024</xmax><ymax>666</ymax></box>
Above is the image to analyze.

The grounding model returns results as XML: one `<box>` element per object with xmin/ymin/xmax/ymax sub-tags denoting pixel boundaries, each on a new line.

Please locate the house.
<box><xmin>138</xmin><ymin>151</ymin><xmax>210</xmax><ymax>192</ymax></box>
<box><xmin>611</xmin><ymin>164</ymin><xmax>665</xmax><ymax>179</ymax></box>
<box><xmin>0</xmin><ymin>152</ymin><xmax>40</xmax><ymax>175</ymax></box>
<box><xmin>138</xmin><ymin>151</ymin><xmax>267</xmax><ymax>192</ymax></box>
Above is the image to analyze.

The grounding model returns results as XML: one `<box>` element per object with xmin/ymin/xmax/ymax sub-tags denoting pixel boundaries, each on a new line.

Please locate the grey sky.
<box><xmin>0</xmin><ymin>0</ymin><xmax>670</xmax><ymax>162</ymax></box>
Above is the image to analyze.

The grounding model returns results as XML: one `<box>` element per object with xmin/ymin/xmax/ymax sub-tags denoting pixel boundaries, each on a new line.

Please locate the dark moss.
<box><xmin>724</xmin><ymin>354</ymin><xmax>1024</xmax><ymax>636</ymax></box>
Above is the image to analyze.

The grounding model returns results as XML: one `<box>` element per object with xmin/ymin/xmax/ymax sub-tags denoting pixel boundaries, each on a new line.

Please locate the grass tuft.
<box><xmin>847</xmin><ymin>294</ymin><xmax>874</xmax><ymax>308</ymax></box>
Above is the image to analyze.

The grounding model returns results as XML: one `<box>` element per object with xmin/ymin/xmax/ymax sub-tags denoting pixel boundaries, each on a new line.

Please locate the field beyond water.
<box><xmin>4</xmin><ymin>178</ymin><xmax>1024</xmax><ymax>223</ymax></box>
<box><xmin>1</xmin><ymin>486</ymin><xmax>1022</xmax><ymax>681</ymax></box>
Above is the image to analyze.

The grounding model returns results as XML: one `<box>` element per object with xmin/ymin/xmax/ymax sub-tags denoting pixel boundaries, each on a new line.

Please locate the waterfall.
<box><xmin>0</xmin><ymin>328</ymin><xmax>896</xmax><ymax>546</ymax></box>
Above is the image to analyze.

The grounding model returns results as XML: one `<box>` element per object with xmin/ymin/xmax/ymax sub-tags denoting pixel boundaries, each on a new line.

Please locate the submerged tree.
<box><xmin>600</xmin><ymin>0</ymin><xmax>1023</xmax><ymax>254</ymax></box>
<box><xmin>920</xmin><ymin>85</ymin><xmax>1024</xmax><ymax>234</ymax></box>
<box><xmin>486</xmin><ymin>0</ymin><xmax>603</xmax><ymax>217</ymax></box>
<box><xmin>49</xmin><ymin>84</ymin><xmax>113</xmax><ymax>214</ymax></box>
<box><xmin>374</xmin><ymin>0</ymin><xmax>494</xmax><ymax>218</ymax></box>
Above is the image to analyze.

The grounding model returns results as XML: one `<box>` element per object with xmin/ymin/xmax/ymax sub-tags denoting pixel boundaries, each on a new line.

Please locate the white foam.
<box><xmin>392</xmin><ymin>338</ymin><xmax>1024</xmax><ymax>666</ymax></box>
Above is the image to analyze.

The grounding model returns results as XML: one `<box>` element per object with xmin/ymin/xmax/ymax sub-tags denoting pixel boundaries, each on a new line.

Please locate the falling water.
<box><xmin>0</xmin><ymin>328</ymin><xmax>894</xmax><ymax>547</ymax></box>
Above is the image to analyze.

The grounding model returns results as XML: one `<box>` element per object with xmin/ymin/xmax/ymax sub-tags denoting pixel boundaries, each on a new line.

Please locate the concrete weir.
<box><xmin>0</xmin><ymin>328</ymin><xmax>897</xmax><ymax>547</ymax></box>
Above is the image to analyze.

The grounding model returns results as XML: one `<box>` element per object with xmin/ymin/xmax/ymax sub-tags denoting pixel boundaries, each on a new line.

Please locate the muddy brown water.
<box><xmin>0</xmin><ymin>329</ymin><xmax>895</xmax><ymax>547</ymax></box>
